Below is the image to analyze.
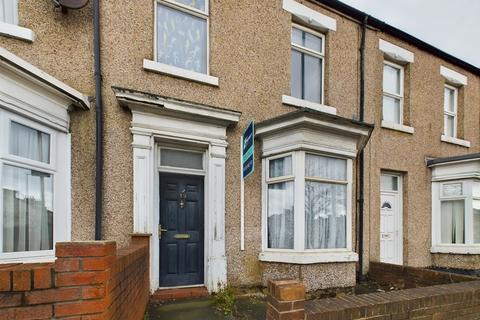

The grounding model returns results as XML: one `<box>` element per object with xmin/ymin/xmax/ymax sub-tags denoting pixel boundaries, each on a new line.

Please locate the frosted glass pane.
<box><xmin>305</xmin><ymin>154</ymin><xmax>346</xmax><ymax>180</ymax></box>
<box><xmin>291</xmin><ymin>27</ymin><xmax>303</xmax><ymax>46</ymax></box>
<box><xmin>268</xmin><ymin>181</ymin><xmax>294</xmax><ymax>249</ymax></box>
<box><xmin>2</xmin><ymin>165</ymin><xmax>53</xmax><ymax>252</ymax></box>
<box><xmin>444</xmin><ymin>115</ymin><xmax>455</xmax><ymax>137</ymax></box>
<box><xmin>157</xmin><ymin>4</ymin><xmax>207</xmax><ymax>74</ymax></box>
<box><xmin>305</xmin><ymin>182</ymin><xmax>346</xmax><ymax>249</ymax></box>
<box><xmin>269</xmin><ymin>156</ymin><xmax>292</xmax><ymax>178</ymax></box>
<box><xmin>291</xmin><ymin>49</ymin><xmax>302</xmax><ymax>99</ymax></box>
<box><xmin>381</xmin><ymin>175</ymin><xmax>398</xmax><ymax>191</ymax></box>
<box><xmin>172</xmin><ymin>0</ymin><xmax>206</xmax><ymax>11</ymax></box>
<box><xmin>9</xmin><ymin>122</ymin><xmax>50</xmax><ymax>163</ymax></box>
<box><xmin>383</xmin><ymin>64</ymin><xmax>401</xmax><ymax>95</ymax></box>
<box><xmin>441</xmin><ymin>200</ymin><xmax>464</xmax><ymax>244</ymax></box>
<box><xmin>304</xmin><ymin>55</ymin><xmax>322</xmax><ymax>104</ymax></box>
<box><xmin>383</xmin><ymin>95</ymin><xmax>401</xmax><ymax>124</ymax></box>
<box><xmin>444</xmin><ymin>87</ymin><xmax>455</xmax><ymax>112</ymax></box>
<box><xmin>160</xmin><ymin>149</ymin><xmax>203</xmax><ymax>169</ymax></box>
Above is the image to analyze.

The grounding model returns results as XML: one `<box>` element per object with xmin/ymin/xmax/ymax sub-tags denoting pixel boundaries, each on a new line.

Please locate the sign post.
<box><xmin>240</xmin><ymin>121</ymin><xmax>254</xmax><ymax>251</ymax></box>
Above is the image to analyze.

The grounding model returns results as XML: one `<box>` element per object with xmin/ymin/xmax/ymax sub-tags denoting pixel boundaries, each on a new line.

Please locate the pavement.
<box><xmin>145</xmin><ymin>295</ymin><xmax>266</xmax><ymax>320</ymax></box>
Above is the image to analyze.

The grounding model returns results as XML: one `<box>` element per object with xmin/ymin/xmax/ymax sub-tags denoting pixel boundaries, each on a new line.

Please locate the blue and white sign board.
<box><xmin>242</xmin><ymin>121</ymin><xmax>254</xmax><ymax>179</ymax></box>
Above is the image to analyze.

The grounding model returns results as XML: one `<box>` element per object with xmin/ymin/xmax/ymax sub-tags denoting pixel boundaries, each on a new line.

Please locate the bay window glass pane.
<box><xmin>473</xmin><ymin>200</ymin><xmax>480</xmax><ymax>244</ymax></box>
<box><xmin>269</xmin><ymin>156</ymin><xmax>292</xmax><ymax>178</ymax></box>
<box><xmin>291</xmin><ymin>49</ymin><xmax>302</xmax><ymax>100</ymax></box>
<box><xmin>305</xmin><ymin>154</ymin><xmax>346</xmax><ymax>180</ymax></box>
<box><xmin>267</xmin><ymin>181</ymin><xmax>294</xmax><ymax>249</ymax></box>
<box><xmin>2</xmin><ymin>165</ymin><xmax>53</xmax><ymax>252</ymax></box>
<box><xmin>383</xmin><ymin>64</ymin><xmax>400</xmax><ymax>95</ymax></box>
<box><xmin>382</xmin><ymin>95</ymin><xmax>401</xmax><ymax>124</ymax></box>
<box><xmin>9</xmin><ymin>122</ymin><xmax>50</xmax><ymax>163</ymax></box>
<box><xmin>157</xmin><ymin>3</ymin><xmax>207</xmax><ymax>74</ymax></box>
<box><xmin>381</xmin><ymin>175</ymin><xmax>398</xmax><ymax>191</ymax></box>
<box><xmin>304</xmin><ymin>55</ymin><xmax>322</xmax><ymax>104</ymax></box>
<box><xmin>305</xmin><ymin>182</ymin><xmax>346</xmax><ymax>249</ymax></box>
<box><xmin>473</xmin><ymin>182</ymin><xmax>480</xmax><ymax>198</ymax></box>
<box><xmin>172</xmin><ymin>0</ymin><xmax>206</xmax><ymax>11</ymax></box>
<box><xmin>442</xmin><ymin>183</ymin><xmax>462</xmax><ymax>197</ymax></box>
<box><xmin>440</xmin><ymin>200</ymin><xmax>464</xmax><ymax>244</ymax></box>
<box><xmin>0</xmin><ymin>0</ymin><xmax>18</xmax><ymax>24</ymax></box>
<box><xmin>444</xmin><ymin>87</ymin><xmax>455</xmax><ymax>112</ymax></box>
<box><xmin>444</xmin><ymin>114</ymin><xmax>455</xmax><ymax>137</ymax></box>
<box><xmin>160</xmin><ymin>149</ymin><xmax>203</xmax><ymax>170</ymax></box>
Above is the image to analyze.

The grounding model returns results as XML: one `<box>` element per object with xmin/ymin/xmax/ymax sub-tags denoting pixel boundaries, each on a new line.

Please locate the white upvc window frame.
<box><xmin>382</xmin><ymin>60</ymin><xmax>404</xmax><ymax>126</ymax></box>
<box><xmin>289</xmin><ymin>23</ymin><xmax>325</xmax><ymax>105</ymax></box>
<box><xmin>261</xmin><ymin>150</ymin><xmax>355</xmax><ymax>263</ymax></box>
<box><xmin>0</xmin><ymin>0</ymin><xmax>35</xmax><ymax>42</ymax></box>
<box><xmin>145</xmin><ymin>0</ymin><xmax>218</xmax><ymax>86</ymax></box>
<box><xmin>443</xmin><ymin>84</ymin><xmax>458</xmax><ymax>138</ymax></box>
<box><xmin>0</xmin><ymin>109</ymin><xmax>69</xmax><ymax>262</ymax></box>
<box><xmin>432</xmin><ymin>179</ymin><xmax>480</xmax><ymax>254</ymax></box>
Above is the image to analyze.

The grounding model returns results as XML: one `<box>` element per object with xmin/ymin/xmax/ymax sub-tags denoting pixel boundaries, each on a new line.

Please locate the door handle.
<box><xmin>158</xmin><ymin>224</ymin><xmax>167</xmax><ymax>239</ymax></box>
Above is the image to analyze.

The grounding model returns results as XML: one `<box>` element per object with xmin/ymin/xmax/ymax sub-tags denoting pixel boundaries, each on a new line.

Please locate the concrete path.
<box><xmin>146</xmin><ymin>295</ymin><xmax>266</xmax><ymax>320</ymax></box>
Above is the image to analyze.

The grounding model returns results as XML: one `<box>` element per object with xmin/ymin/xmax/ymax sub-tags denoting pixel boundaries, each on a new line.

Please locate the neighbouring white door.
<box><xmin>380</xmin><ymin>173</ymin><xmax>403</xmax><ymax>265</ymax></box>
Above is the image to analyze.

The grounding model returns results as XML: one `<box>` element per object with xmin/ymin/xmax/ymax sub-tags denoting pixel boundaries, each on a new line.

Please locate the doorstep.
<box><xmin>151</xmin><ymin>286</ymin><xmax>209</xmax><ymax>302</ymax></box>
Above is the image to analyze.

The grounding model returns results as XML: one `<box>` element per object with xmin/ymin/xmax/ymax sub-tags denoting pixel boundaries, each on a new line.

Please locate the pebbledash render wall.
<box><xmin>1</xmin><ymin>0</ymin><xmax>480</xmax><ymax>293</ymax></box>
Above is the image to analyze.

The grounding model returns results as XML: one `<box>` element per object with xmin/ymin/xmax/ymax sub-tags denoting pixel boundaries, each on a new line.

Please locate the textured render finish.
<box><xmin>432</xmin><ymin>254</ymin><xmax>480</xmax><ymax>270</ymax></box>
<box><xmin>0</xmin><ymin>0</ymin><xmax>96</xmax><ymax>242</ymax></box>
<box><xmin>261</xmin><ymin>262</ymin><xmax>355</xmax><ymax>292</ymax></box>
<box><xmin>1</xmin><ymin>0</ymin><xmax>479</xmax><ymax>291</ymax></box>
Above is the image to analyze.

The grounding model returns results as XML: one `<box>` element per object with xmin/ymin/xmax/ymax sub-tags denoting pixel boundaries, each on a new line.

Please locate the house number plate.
<box><xmin>174</xmin><ymin>234</ymin><xmax>190</xmax><ymax>239</ymax></box>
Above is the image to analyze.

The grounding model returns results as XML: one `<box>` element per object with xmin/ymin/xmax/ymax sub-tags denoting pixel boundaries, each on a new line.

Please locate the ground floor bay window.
<box><xmin>256</xmin><ymin>109</ymin><xmax>372</xmax><ymax>264</ymax></box>
<box><xmin>429</xmin><ymin>154</ymin><xmax>480</xmax><ymax>254</ymax></box>
<box><xmin>0</xmin><ymin>48</ymin><xmax>89</xmax><ymax>262</ymax></box>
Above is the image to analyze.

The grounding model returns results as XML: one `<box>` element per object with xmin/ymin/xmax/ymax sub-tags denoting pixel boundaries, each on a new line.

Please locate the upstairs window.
<box><xmin>156</xmin><ymin>0</ymin><xmax>208</xmax><ymax>74</ymax></box>
<box><xmin>382</xmin><ymin>61</ymin><xmax>404</xmax><ymax>124</ymax></box>
<box><xmin>0</xmin><ymin>0</ymin><xmax>18</xmax><ymax>25</ymax></box>
<box><xmin>443</xmin><ymin>85</ymin><xmax>458</xmax><ymax>138</ymax></box>
<box><xmin>290</xmin><ymin>24</ymin><xmax>324</xmax><ymax>104</ymax></box>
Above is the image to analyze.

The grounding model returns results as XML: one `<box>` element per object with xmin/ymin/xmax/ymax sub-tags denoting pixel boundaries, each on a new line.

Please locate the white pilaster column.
<box><xmin>131</xmin><ymin>129</ymin><xmax>154</xmax><ymax>234</ymax></box>
<box><xmin>206</xmin><ymin>143</ymin><xmax>228</xmax><ymax>292</ymax></box>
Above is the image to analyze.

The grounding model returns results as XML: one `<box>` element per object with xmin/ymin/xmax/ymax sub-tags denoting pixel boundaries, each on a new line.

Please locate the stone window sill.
<box><xmin>258</xmin><ymin>250</ymin><xmax>358</xmax><ymax>264</ymax></box>
<box><xmin>381</xmin><ymin>121</ymin><xmax>414</xmax><ymax>134</ymax></box>
<box><xmin>440</xmin><ymin>135</ymin><xmax>471</xmax><ymax>148</ymax></box>
<box><xmin>431</xmin><ymin>245</ymin><xmax>480</xmax><ymax>255</ymax></box>
<box><xmin>281</xmin><ymin>95</ymin><xmax>336</xmax><ymax>115</ymax></box>
<box><xmin>0</xmin><ymin>22</ymin><xmax>35</xmax><ymax>42</ymax></box>
<box><xmin>143</xmin><ymin>59</ymin><xmax>219</xmax><ymax>86</ymax></box>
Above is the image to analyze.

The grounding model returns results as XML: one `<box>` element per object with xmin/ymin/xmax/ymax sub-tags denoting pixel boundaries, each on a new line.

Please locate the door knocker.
<box><xmin>179</xmin><ymin>189</ymin><xmax>187</xmax><ymax>208</ymax></box>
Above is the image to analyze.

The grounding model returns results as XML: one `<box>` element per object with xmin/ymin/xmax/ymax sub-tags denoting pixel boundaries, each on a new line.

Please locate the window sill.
<box><xmin>0</xmin><ymin>252</ymin><xmax>55</xmax><ymax>264</ymax></box>
<box><xmin>258</xmin><ymin>250</ymin><xmax>358</xmax><ymax>264</ymax></box>
<box><xmin>143</xmin><ymin>59</ymin><xmax>219</xmax><ymax>86</ymax></box>
<box><xmin>431</xmin><ymin>245</ymin><xmax>480</xmax><ymax>255</ymax></box>
<box><xmin>0</xmin><ymin>22</ymin><xmax>35</xmax><ymax>42</ymax></box>
<box><xmin>281</xmin><ymin>95</ymin><xmax>336</xmax><ymax>115</ymax></box>
<box><xmin>440</xmin><ymin>135</ymin><xmax>471</xmax><ymax>148</ymax></box>
<box><xmin>381</xmin><ymin>121</ymin><xmax>414</xmax><ymax>134</ymax></box>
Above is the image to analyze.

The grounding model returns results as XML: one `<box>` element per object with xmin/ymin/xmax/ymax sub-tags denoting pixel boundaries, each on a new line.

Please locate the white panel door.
<box><xmin>380</xmin><ymin>174</ymin><xmax>403</xmax><ymax>265</ymax></box>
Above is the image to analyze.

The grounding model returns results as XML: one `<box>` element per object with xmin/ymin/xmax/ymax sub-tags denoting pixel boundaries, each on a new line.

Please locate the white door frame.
<box><xmin>380</xmin><ymin>172</ymin><xmax>403</xmax><ymax>265</ymax></box>
<box><xmin>116</xmin><ymin>89</ymin><xmax>240</xmax><ymax>293</ymax></box>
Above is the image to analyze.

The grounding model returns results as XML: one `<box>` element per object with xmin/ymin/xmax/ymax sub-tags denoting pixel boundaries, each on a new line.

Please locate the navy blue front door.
<box><xmin>159</xmin><ymin>173</ymin><xmax>204</xmax><ymax>287</ymax></box>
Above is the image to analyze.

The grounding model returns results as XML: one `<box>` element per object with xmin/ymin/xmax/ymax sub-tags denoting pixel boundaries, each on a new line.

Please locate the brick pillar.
<box><xmin>54</xmin><ymin>241</ymin><xmax>116</xmax><ymax>318</ymax></box>
<box><xmin>266</xmin><ymin>279</ymin><xmax>305</xmax><ymax>320</ymax></box>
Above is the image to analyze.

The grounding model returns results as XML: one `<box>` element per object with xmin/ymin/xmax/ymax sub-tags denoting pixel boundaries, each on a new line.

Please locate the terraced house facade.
<box><xmin>0</xmin><ymin>0</ymin><xmax>479</xmax><ymax>295</ymax></box>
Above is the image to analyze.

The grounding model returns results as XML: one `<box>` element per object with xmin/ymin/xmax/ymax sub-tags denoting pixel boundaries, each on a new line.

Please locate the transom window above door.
<box><xmin>290</xmin><ymin>24</ymin><xmax>325</xmax><ymax>104</ymax></box>
<box><xmin>155</xmin><ymin>0</ymin><xmax>209</xmax><ymax>74</ymax></box>
<box><xmin>158</xmin><ymin>147</ymin><xmax>205</xmax><ymax>173</ymax></box>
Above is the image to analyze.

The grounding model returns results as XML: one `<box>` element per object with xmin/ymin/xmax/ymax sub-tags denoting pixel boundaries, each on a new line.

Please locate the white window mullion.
<box><xmin>0</xmin><ymin>161</ymin><xmax>4</xmax><ymax>253</ymax></box>
<box><xmin>464</xmin><ymin>181</ymin><xmax>474</xmax><ymax>245</ymax></box>
<box><xmin>346</xmin><ymin>159</ymin><xmax>353</xmax><ymax>251</ymax></box>
<box><xmin>295</xmin><ymin>151</ymin><xmax>306</xmax><ymax>252</ymax></box>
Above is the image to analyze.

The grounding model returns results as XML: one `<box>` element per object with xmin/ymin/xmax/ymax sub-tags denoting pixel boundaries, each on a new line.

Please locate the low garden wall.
<box><xmin>0</xmin><ymin>234</ymin><xmax>150</xmax><ymax>319</ymax></box>
<box><xmin>266</xmin><ymin>262</ymin><xmax>480</xmax><ymax>320</ymax></box>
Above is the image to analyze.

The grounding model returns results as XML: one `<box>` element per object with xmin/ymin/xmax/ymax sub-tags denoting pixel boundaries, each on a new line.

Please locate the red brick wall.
<box><xmin>0</xmin><ymin>234</ymin><xmax>150</xmax><ymax>319</ymax></box>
